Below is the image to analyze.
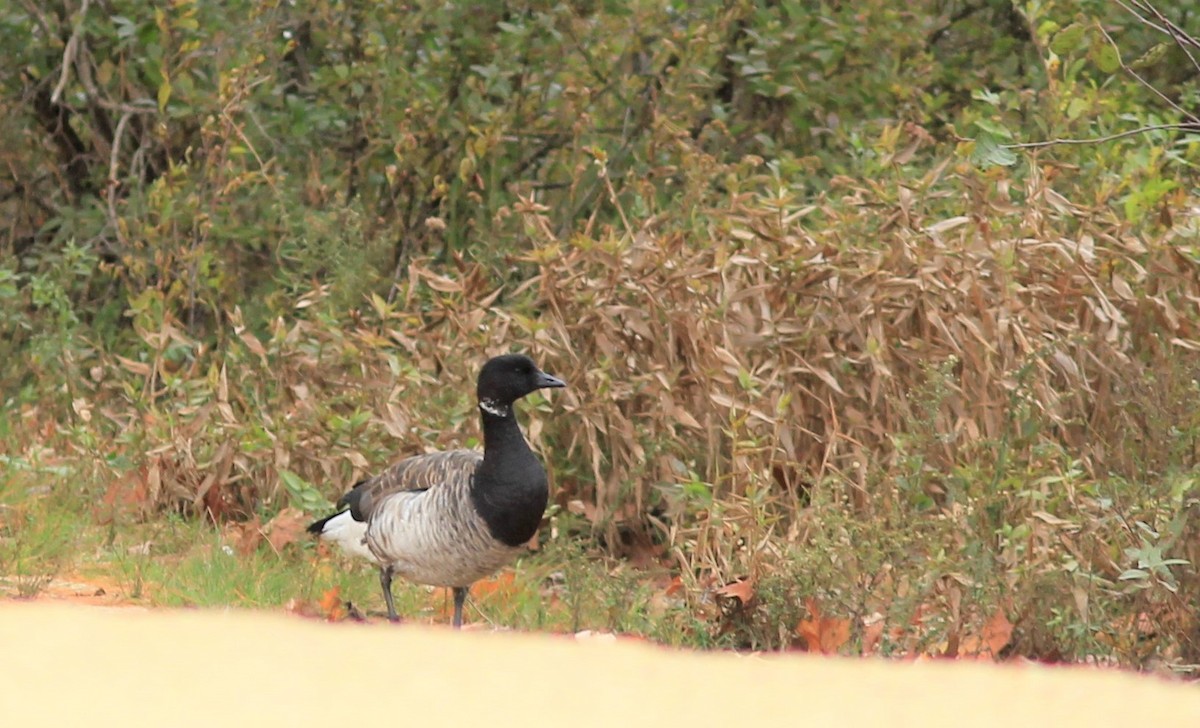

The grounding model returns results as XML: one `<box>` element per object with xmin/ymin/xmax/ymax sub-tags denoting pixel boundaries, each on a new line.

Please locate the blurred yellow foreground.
<box><xmin>2</xmin><ymin>602</ymin><xmax>1198</xmax><ymax>727</ymax></box>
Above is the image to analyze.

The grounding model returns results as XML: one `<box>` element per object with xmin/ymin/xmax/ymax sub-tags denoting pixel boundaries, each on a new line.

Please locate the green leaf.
<box><xmin>1050</xmin><ymin>23</ymin><xmax>1086</xmax><ymax>55</ymax></box>
<box><xmin>972</xmin><ymin>88</ymin><xmax>1002</xmax><ymax>106</ymax></box>
<box><xmin>458</xmin><ymin>156</ymin><xmax>475</xmax><ymax>183</ymax></box>
<box><xmin>1092</xmin><ymin>44</ymin><xmax>1120</xmax><ymax>74</ymax></box>
<box><xmin>970</xmin><ymin>133</ymin><xmax>1017</xmax><ymax>168</ymax></box>
<box><xmin>1036</xmin><ymin>20</ymin><xmax>1061</xmax><ymax>41</ymax></box>
<box><xmin>157</xmin><ymin>76</ymin><xmax>172</xmax><ymax>111</ymax></box>
<box><xmin>1065</xmin><ymin>97</ymin><xmax>1088</xmax><ymax>121</ymax></box>
<box><xmin>1131</xmin><ymin>42</ymin><xmax>1168</xmax><ymax>69</ymax></box>
<box><xmin>279</xmin><ymin>470</ymin><xmax>328</xmax><ymax>512</ymax></box>
<box><xmin>112</xmin><ymin>15</ymin><xmax>137</xmax><ymax>38</ymax></box>
<box><xmin>973</xmin><ymin>119</ymin><xmax>1013</xmax><ymax>140</ymax></box>
<box><xmin>1124</xmin><ymin>179</ymin><xmax>1178</xmax><ymax>222</ymax></box>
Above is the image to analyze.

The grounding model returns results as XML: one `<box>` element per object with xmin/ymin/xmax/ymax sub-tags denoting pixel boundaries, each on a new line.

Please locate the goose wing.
<box><xmin>338</xmin><ymin>449</ymin><xmax>482</xmax><ymax>522</ymax></box>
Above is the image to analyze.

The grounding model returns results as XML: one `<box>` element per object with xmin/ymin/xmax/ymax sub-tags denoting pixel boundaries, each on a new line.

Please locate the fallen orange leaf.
<box><xmin>958</xmin><ymin>610</ymin><xmax>1013</xmax><ymax>660</ymax></box>
<box><xmin>473</xmin><ymin>571</ymin><xmax>517</xmax><ymax>598</ymax></box>
<box><xmin>797</xmin><ymin>598</ymin><xmax>851</xmax><ymax>654</ymax></box>
<box><xmin>715</xmin><ymin>578</ymin><xmax>755</xmax><ymax>604</ymax></box>
<box><xmin>318</xmin><ymin>587</ymin><xmax>346</xmax><ymax>622</ymax></box>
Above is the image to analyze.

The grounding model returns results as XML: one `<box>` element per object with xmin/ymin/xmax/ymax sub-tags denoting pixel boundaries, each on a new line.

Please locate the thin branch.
<box><xmin>218</xmin><ymin>76</ymin><xmax>273</xmax><ymax>175</ymax></box>
<box><xmin>18</xmin><ymin>0</ymin><xmax>55</xmax><ymax>50</ymax></box>
<box><xmin>1114</xmin><ymin>0</ymin><xmax>1172</xmax><ymax>36</ymax></box>
<box><xmin>1098</xmin><ymin>24</ymin><xmax>1197</xmax><ymax>124</ymax></box>
<box><xmin>106</xmin><ymin>111</ymin><xmax>131</xmax><ymax>247</ymax></box>
<box><xmin>1129</xmin><ymin>0</ymin><xmax>1200</xmax><ymax>50</ymax></box>
<box><xmin>50</xmin><ymin>0</ymin><xmax>93</xmax><ymax>105</ymax></box>
<box><xmin>95</xmin><ymin>98</ymin><xmax>159</xmax><ymax>114</ymax></box>
<box><xmin>1001</xmin><ymin>123</ymin><xmax>1195</xmax><ymax>149</ymax></box>
<box><xmin>1127</xmin><ymin>0</ymin><xmax>1200</xmax><ymax>73</ymax></box>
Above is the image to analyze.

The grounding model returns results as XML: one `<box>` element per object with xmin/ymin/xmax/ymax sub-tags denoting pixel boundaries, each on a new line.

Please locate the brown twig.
<box><xmin>106</xmin><ymin>111</ymin><xmax>132</xmax><ymax>247</ymax></box>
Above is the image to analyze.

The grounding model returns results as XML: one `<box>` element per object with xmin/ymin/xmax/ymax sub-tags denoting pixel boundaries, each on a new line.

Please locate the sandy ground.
<box><xmin>2</xmin><ymin>601</ymin><xmax>1199</xmax><ymax>727</ymax></box>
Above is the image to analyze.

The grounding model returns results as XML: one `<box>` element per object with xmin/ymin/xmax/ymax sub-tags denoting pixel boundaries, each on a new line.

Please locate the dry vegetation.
<box><xmin>32</xmin><ymin>145</ymin><xmax>1200</xmax><ymax>661</ymax></box>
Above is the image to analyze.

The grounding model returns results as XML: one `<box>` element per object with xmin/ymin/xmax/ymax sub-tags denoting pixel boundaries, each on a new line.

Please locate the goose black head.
<box><xmin>476</xmin><ymin>354</ymin><xmax>565</xmax><ymax>416</ymax></box>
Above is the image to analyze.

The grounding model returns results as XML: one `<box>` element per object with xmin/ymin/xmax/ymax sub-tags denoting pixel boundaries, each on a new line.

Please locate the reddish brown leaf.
<box><xmin>797</xmin><ymin>598</ymin><xmax>851</xmax><ymax>654</ymax></box>
<box><xmin>958</xmin><ymin>610</ymin><xmax>1014</xmax><ymax>660</ymax></box>
<box><xmin>714</xmin><ymin>578</ymin><xmax>755</xmax><ymax>604</ymax></box>
<box><xmin>95</xmin><ymin>466</ymin><xmax>150</xmax><ymax>524</ymax></box>
<box><xmin>472</xmin><ymin>571</ymin><xmax>517</xmax><ymax>599</ymax></box>
<box><xmin>228</xmin><ymin>516</ymin><xmax>263</xmax><ymax>557</ymax></box>
<box><xmin>619</xmin><ymin>530</ymin><xmax>664</xmax><ymax>568</ymax></box>
<box><xmin>318</xmin><ymin>587</ymin><xmax>346</xmax><ymax>622</ymax></box>
<box><xmin>201</xmin><ymin>481</ymin><xmax>232</xmax><ymax>522</ymax></box>
<box><xmin>861</xmin><ymin>614</ymin><xmax>885</xmax><ymax>656</ymax></box>
<box><xmin>265</xmin><ymin>508</ymin><xmax>308</xmax><ymax>553</ymax></box>
<box><xmin>981</xmin><ymin>610</ymin><xmax>1014</xmax><ymax>655</ymax></box>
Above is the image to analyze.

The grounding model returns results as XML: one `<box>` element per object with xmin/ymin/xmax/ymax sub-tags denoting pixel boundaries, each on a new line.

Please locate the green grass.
<box><xmin>0</xmin><ymin>462</ymin><xmax>92</xmax><ymax>598</ymax></box>
<box><xmin>0</xmin><ymin>461</ymin><xmax>698</xmax><ymax>637</ymax></box>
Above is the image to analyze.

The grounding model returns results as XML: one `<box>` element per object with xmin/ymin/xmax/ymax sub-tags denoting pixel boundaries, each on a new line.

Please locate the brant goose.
<box><xmin>308</xmin><ymin>354</ymin><xmax>565</xmax><ymax>627</ymax></box>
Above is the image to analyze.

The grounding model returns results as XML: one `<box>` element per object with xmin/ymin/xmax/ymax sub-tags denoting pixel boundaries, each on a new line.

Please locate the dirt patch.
<box><xmin>0</xmin><ymin>574</ymin><xmax>143</xmax><ymax>606</ymax></box>
<box><xmin>2</xmin><ymin>602</ymin><xmax>1198</xmax><ymax>727</ymax></box>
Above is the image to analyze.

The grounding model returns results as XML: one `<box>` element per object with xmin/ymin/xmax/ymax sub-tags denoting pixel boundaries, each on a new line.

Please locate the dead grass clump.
<box><xmin>514</xmin><ymin>163</ymin><xmax>1200</xmax><ymax>519</ymax></box>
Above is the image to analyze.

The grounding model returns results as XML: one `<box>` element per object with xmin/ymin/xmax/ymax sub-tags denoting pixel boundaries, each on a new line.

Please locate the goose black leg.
<box><xmin>452</xmin><ymin>586</ymin><xmax>468</xmax><ymax>629</ymax></box>
<box><xmin>380</xmin><ymin>565</ymin><xmax>399</xmax><ymax>622</ymax></box>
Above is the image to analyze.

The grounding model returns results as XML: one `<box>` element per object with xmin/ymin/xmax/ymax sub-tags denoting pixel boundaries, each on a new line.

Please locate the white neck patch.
<box><xmin>479</xmin><ymin>399</ymin><xmax>509</xmax><ymax>418</ymax></box>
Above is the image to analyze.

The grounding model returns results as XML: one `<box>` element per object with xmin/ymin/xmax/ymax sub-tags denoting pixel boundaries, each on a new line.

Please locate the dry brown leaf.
<box><xmin>229</xmin><ymin>516</ymin><xmax>264</xmax><ymax>557</ymax></box>
<box><xmin>95</xmin><ymin>466</ymin><xmax>151</xmax><ymax>523</ymax></box>
<box><xmin>715</xmin><ymin>578</ymin><xmax>755</xmax><ymax>604</ymax></box>
<box><xmin>238</xmin><ymin>329</ymin><xmax>268</xmax><ymax>364</ymax></box>
<box><xmin>284</xmin><ymin>598</ymin><xmax>321</xmax><ymax>619</ymax></box>
<box><xmin>861</xmin><ymin>614</ymin><xmax>885</xmax><ymax>656</ymax></box>
<box><xmin>797</xmin><ymin>598</ymin><xmax>851</xmax><ymax>654</ymax></box>
<box><xmin>419</xmin><ymin>270</ymin><xmax>462</xmax><ymax>293</ymax></box>
<box><xmin>674</xmin><ymin>407</ymin><xmax>702</xmax><ymax>430</ymax></box>
<box><xmin>115</xmin><ymin>356</ymin><xmax>151</xmax><ymax>376</ymax></box>
<box><xmin>265</xmin><ymin>508</ymin><xmax>308</xmax><ymax>553</ymax></box>
<box><xmin>958</xmin><ymin>610</ymin><xmax>1014</xmax><ymax>660</ymax></box>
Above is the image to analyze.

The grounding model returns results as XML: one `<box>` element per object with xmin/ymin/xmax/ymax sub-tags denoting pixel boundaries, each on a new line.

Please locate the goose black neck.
<box><xmin>479</xmin><ymin>404</ymin><xmax>527</xmax><ymax>452</ymax></box>
<box><xmin>471</xmin><ymin>405</ymin><xmax>548</xmax><ymax>547</ymax></box>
